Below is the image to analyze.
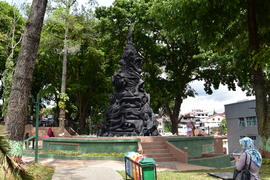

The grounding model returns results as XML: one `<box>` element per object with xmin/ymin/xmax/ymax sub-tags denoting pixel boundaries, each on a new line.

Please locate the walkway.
<box><xmin>23</xmin><ymin>157</ymin><xmax>124</xmax><ymax>180</ymax></box>
<box><xmin>52</xmin><ymin>166</ymin><xmax>123</xmax><ymax>180</ymax></box>
<box><xmin>23</xmin><ymin>157</ymin><xmax>213</xmax><ymax>180</ymax></box>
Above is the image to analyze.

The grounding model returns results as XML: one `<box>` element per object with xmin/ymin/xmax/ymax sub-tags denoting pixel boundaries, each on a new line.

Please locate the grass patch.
<box><xmin>263</xmin><ymin>158</ymin><xmax>270</xmax><ymax>165</ymax></box>
<box><xmin>0</xmin><ymin>125</ymin><xmax>5</xmax><ymax>130</ymax></box>
<box><xmin>27</xmin><ymin>164</ymin><xmax>54</xmax><ymax>180</ymax></box>
<box><xmin>24</xmin><ymin>150</ymin><xmax>125</xmax><ymax>157</ymax></box>
<box><xmin>0</xmin><ymin>164</ymin><xmax>54</xmax><ymax>180</ymax></box>
<box><xmin>118</xmin><ymin>164</ymin><xmax>270</xmax><ymax>180</ymax></box>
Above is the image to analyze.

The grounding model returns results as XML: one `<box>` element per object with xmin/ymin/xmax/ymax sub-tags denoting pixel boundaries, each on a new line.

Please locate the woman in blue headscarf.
<box><xmin>235</xmin><ymin>137</ymin><xmax>262</xmax><ymax>180</ymax></box>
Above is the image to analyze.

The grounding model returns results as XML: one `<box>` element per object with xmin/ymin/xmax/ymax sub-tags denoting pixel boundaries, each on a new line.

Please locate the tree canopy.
<box><xmin>0</xmin><ymin>0</ymin><xmax>270</xmax><ymax>144</ymax></box>
<box><xmin>95</xmin><ymin>0</ymin><xmax>238</xmax><ymax>134</ymax></box>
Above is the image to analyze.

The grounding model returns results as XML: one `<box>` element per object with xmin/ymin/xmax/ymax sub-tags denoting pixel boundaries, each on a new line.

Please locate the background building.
<box><xmin>191</xmin><ymin>109</ymin><xmax>209</xmax><ymax>120</ymax></box>
<box><xmin>225</xmin><ymin>99</ymin><xmax>258</xmax><ymax>154</ymax></box>
<box><xmin>202</xmin><ymin>112</ymin><xmax>225</xmax><ymax>134</ymax></box>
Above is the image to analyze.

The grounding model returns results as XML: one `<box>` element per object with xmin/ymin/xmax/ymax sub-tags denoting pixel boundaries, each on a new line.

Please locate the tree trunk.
<box><xmin>58</xmin><ymin>0</ymin><xmax>77</xmax><ymax>134</ymax></box>
<box><xmin>75</xmin><ymin>95</ymin><xmax>89</xmax><ymax>134</ymax></box>
<box><xmin>59</xmin><ymin>17</ymin><xmax>69</xmax><ymax>133</ymax></box>
<box><xmin>169</xmin><ymin>95</ymin><xmax>182</xmax><ymax>135</ymax></box>
<box><xmin>79</xmin><ymin>105</ymin><xmax>88</xmax><ymax>134</ymax></box>
<box><xmin>247</xmin><ymin>0</ymin><xmax>270</xmax><ymax>144</ymax></box>
<box><xmin>5</xmin><ymin>0</ymin><xmax>47</xmax><ymax>162</ymax></box>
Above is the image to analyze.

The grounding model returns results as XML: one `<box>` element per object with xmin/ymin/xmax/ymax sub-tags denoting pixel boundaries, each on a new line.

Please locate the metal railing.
<box><xmin>24</xmin><ymin>136</ymin><xmax>36</xmax><ymax>150</ymax></box>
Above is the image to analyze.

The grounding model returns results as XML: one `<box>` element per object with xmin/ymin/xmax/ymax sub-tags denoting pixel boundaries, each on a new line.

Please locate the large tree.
<box><xmin>5</xmin><ymin>0</ymin><xmax>48</xmax><ymax>162</ymax></box>
<box><xmin>165</xmin><ymin>0</ymin><xmax>270</xmax><ymax>150</ymax></box>
<box><xmin>95</xmin><ymin>0</ymin><xmax>235</xmax><ymax>135</ymax></box>
<box><xmin>0</xmin><ymin>2</ymin><xmax>24</xmax><ymax>115</ymax></box>
<box><xmin>32</xmin><ymin>3</ymin><xmax>111</xmax><ymax>134</ymax></box>
<box><xmin>53</xmin><ymin>0</ymin><xmax>77</xmax><ymax>133</ymax></box>
<box><xmin>1</xmin><ymin>3</ymin><xmax>24</xmax><ymax>118</ymax></box>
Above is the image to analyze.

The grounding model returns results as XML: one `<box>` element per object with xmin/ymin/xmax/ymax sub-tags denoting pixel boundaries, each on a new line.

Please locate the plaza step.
<box><xmin>143</xmin><ymin>148</ymin><xmax>168</xmax><ymax>154</ymax></box>
<box><xmin>139</xmin><ymin>139</ymin><xmax>177</xmax><ymax>162</ymax></box>
<box><xmin>152</xmin><ymin>157</ymin><xmax>176</xmax><ymax>162</ymax></box>
<box><xmin>144</xmin><ymin>152</ymin><xmax>174</xmax><ymax>158</ymax></box>
<box><xmin>141</xmin><ymin>142</ymin><xmax>166</xmax><ymax>149</ymax></box>
<box><xmin>144</xmin><ymin>153</ymin><xmax>176</xmax><ymax>161</ymax></box>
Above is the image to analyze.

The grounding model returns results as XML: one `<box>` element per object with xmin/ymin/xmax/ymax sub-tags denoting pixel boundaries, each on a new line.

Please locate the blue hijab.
<box><xmin>239</xmin><ymin>137</ymin><xmax>262</xmax><ymax>167</ymax></box>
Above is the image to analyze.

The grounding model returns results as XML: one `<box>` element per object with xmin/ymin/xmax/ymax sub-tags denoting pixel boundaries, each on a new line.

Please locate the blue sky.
<box><xmin>2</xmin><ymin>0</ymin><xmax>254</xmax><ymax>114</ymax></box>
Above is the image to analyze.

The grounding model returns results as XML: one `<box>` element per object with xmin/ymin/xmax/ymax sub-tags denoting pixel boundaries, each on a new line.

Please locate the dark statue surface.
<box><xmin>99</xmin><ymin>28</ymin><xmax>159</xmax><ymax>136</ymax></box>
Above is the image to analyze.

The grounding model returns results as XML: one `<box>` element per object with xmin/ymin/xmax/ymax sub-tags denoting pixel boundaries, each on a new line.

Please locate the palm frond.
<box><xmin>0</xmin><ymin>130</ymin><xmax>34</xmax><ymax>180</ymax></box>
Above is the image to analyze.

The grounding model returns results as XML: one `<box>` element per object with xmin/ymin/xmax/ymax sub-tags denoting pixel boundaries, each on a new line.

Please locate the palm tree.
<box><xmin>0</xmin><ymin>128</ymin><xmax>33</xmax><ymax>180</ymax></box>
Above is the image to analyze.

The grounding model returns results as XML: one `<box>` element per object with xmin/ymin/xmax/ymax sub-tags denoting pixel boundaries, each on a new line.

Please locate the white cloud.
<box><xmin>181</xmin><ymin>81</ymin><xmax>255</xmax><ymax>114</ymax></box>
<box><xmin>95</xmin><ymin>0</ymin><xmax>114</xmax><ymax>7</ymax></box>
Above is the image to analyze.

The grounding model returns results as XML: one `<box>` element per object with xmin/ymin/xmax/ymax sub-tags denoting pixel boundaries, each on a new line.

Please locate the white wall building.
<box><xmin>202</xmin><ymin>113</ymin><xmax>225</xmax><ymax>129</ymax></box>
<box><xmin>191</xmin><ymin>109</ymin><xmax>209</xmax><ymax>120</ymax></box>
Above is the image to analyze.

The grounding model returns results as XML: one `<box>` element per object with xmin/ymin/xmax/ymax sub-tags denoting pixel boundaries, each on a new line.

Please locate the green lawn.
<box><xmin>24</xmin><ymin>149</ymin><xmax>125</xmax><ymax>157</ymax></box>
<box><xmin>118</xmin><ymin>164</ymin><xmax>270</xmax><ymax>180</ymax></box>
<box><xmin>0</xmin><ymin>164</ymin><xmax>54</xmax><ymax>180</ymax></box>
<box><xmin>27</xmin><ymin>164</ymin><xmax>54</xmax><ymax>180</ymax></box>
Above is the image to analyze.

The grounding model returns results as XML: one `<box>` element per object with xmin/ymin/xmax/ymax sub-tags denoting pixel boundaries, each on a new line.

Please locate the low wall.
<box><xmin>42</xmin><ymin>137</ymin><xmax>139</xmax><ymax>153</ymax></box>
<box><xmin>165</xmin><ymin>141</ymin><xmax>188</xmax><ymax>163</ymax></box>
<box><xmin>167</xmin><ymin>136</ymin><xmax>214</xmax><ymax>157</ymax></box>
<box><xmin>188</xmin><ymin>154</ymin><xmax>233</xmax><ymax>168</ymax></box>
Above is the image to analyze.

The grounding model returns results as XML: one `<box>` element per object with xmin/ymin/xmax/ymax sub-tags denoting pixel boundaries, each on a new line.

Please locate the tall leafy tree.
<box><xmin>0</xmin><ymin>2</ymin><xmax>24</xmax><ymax>117</ymax></box>
<box><xmin>5</xmin><ymin>0</ymin><xmax>48</xmax><ymax>162</ymax></box>
<box><xmin>33</xmin><ymin>3</ymin><xmax>111</xmax><ymax>134</ymax></box>
<box><xmin>1</xmin><ymin>2</ymin><xmax>24</xmax><ymax>118</ymax></box>
<box><xmin>67</xmin><ymin>15</ymin><xmax>110</xmax><ymax>133</ymax></box>
<box><xmin>95</xmin><ymin>0</ymin><xmax>235</xmax><ymax>134</ymax></box>
<box><xmin>53</xmin><ymin>0</ymin><xmax>77</xmax><ymax>133</ymax></box>
<box><xmin>164</xmin><ymin>0</ymin><xmax>270</xmax><ymax>149</ymax></box>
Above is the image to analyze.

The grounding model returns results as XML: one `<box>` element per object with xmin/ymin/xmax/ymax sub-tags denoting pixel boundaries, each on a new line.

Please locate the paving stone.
<box><xmin>52</xmin><ymin>167</ymin><xmax>123</xmax><ymax>180</ymax></box>
<box><xmin>208</xmin><ymin>172</ymin><xmax>234</xmax><ymax>180</ymax></box>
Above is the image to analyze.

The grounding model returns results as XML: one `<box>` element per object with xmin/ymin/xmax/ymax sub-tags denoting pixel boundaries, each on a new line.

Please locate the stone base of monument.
<box><xmin>101</xmin><ymin>131</ymin><xmax>139</xmax><ymax>137</ymax></box>
<box><xmin>39</xmin><ymin>136</ymin><xmax>233</xmax><ymax>168</ymax></box>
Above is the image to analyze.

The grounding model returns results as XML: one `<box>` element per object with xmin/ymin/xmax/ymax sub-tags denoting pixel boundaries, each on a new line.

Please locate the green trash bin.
<box><xmin>139</xmin><ymin>158</ymin><xmax>156</xmax><ymax>180</ymax></box>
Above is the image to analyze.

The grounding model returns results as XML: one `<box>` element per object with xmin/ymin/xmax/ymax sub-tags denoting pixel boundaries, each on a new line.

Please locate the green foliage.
<box><xmin>0</xmin><ymin>163</ymin><xmax>54</xmax><ymax>180</ymax></box>
<box><xmin>26</xmin><ymin>164</ymin><xmax>54</xmax><ymax>180</ymax></box>
<box><xmin>0</xmin><ymin>2</ymin><xmax>24</xmax><ymax>117</ymax></box>
<box><xmin>258</xmin><ymin>136</ymin><xmax>270</xmax><ymax>152</ymax></box>
<box><xmin>31</xmin><ymin>2</ymin><xmax>112</xmax><ymax>133</ymax></box>
<box><xmin>163</xmin><ymin>121</ymin><xmax>172</xmax><ymax>133</ymax></box>
<box><xmin>0</xmin><ymin>1</ymin><xmax>24</xmax><ymax>62</ymax></box>
<box><xmin>180</xmin><ymin>0</ymin><xmax>270</xmax><ymax>140</ymax></box>
<box><xmin>0</xmin><ymin>130</ymin><xmax>33</xmax><ymax>180</ymax></box>
<box><xmin>59</xmin><ymin>93</ymin><xmax>69</xmax><ymax>102</ymax></box>
<box><xmin>95</xmin><ymin>0</ymin><xmax>237</xmax><ymax>134</ymax></box>
<box><xmin>263</xmin><ymin>158</ymin><xmax>270</xmax><ymax>165</ymax></box>
<box><xmin>218</xmin><ymin>119</ymin><xmax>227</xmax><ymax>135</ymax></box>
<box><xmin>58</xmin><ymin>93</ymin><xmax>69</xmax><ymax>109</ymax></box>
<box><xmin>43</xmin><ymin>108</ymin><xmax>54</xmax><ymax>116</ymax></box>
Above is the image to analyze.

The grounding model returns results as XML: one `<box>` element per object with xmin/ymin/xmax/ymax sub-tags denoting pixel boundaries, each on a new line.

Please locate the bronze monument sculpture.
<box><xmin>100</xmin><ymin>27</ymin><xmax>159</xmax><ymax>136</ymax></box>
